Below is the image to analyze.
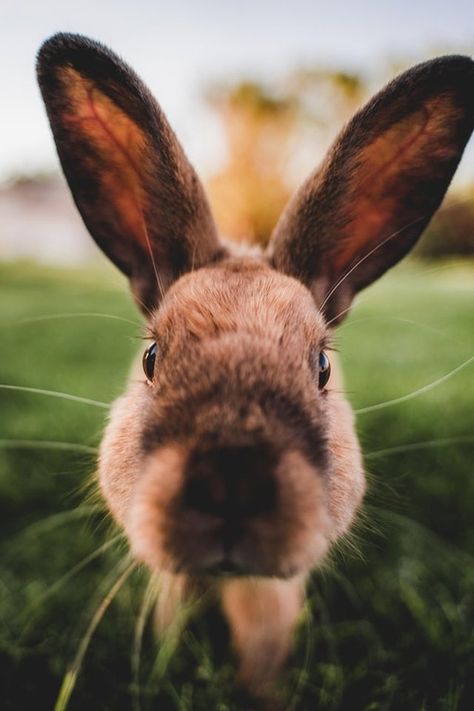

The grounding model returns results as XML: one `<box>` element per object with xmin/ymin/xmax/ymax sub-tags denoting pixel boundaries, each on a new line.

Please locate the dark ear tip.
<box><xmin>36</xmin><ymin>32</ymin><xmax>157</xmax><ymax>133</ymax></box>
<box><xmin>36</xmin><ymin>32</ymin><xmax>125</xmax><ymax>82</ymax></box>
<box><xmin>37</xmin><ymin>32</ymin><xmax>96</xmax><ymax>66</ymax></box>
<box><xmin>410</xmin><ymin>54</ymin><xmax>474</xmax><ymax>91</ymax></box>
<box><xmin>415</xmin><ymin>54</ymin><xmax>474</xmax><ymax>73</ymax></box>
<box><xmin>436</xmin><ymin>54</ymin><xmax>474</xmax><ymax>69</ymax></box>
<box><xmin>360</xmin><ymin>54</ymin><xmax>474</xmax><ymax>132</ymax></box>
<box><xmin>432</xmin><ymin>54</ymin><xmax>474</xmax><ymax>81</ymax></box>
<box><xmin>422</xmin><ymin>55</ymin><xmax>474</xmax><ymax>114</ymax></box>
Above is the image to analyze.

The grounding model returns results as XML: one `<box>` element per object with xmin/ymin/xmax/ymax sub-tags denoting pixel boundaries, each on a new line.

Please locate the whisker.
<box><xmin>415</xmin><ymin>261</ymin><xmax>471</xmax><ymax>277</ymax></box>
<box><xmin>132</xmin><ymin>292</ymin><xmax>156</xmax><ymax>320</ymax></box>
<box><xmin>365</xmin><ymin>436</ymin><xmax>474</xmax><ymax>459</ymax></box>
<box><xmin>141</xmin><ymin>219</ymin><xmax>166</xmax><ymax>302</ymax></box>
<box><xmin>355</xmin><ymin>355</ymin><xmax>473</xmax><ymax>414</ymax></box>
<box><xmin>7</xmin><ymin>506</ymin><xmax>103</xmax><ymax>545</ymax></box>
<box><xmin>0</xmin><ymin>439</ymin><xmax>97</xmax><ymax>454</ymax></box>
<box><xmin>340</xmin><ymin>315</ymin><xmax>456</xmax><ymax>342</ymax></box>
<box><xmin>320</xmin><ymin>214</ymin><xmax>427</xmax><ymax>313</ymax></box>
<box><xmin>0</xmin><ymin>384</ymin><xmax>109</xmax><ymax>409</ymax></box>
<box><xmin>321</xmin><ymin>194</ymin><xmax>474</xmax><ymax>314</ymax></box>
<box><xmin>54</xmin><ymin>558</ymin><xmax>137</xmax><ymax>711</ymax></box>
<box><xmin>325</xmin><ymin>303</ymin><xmax>357</xmax><ymax>326</ymax></box>
<box><xmin>19</xmin><ymin>312</ymin><xmax>141</xmax><ymax>327</ymax></box>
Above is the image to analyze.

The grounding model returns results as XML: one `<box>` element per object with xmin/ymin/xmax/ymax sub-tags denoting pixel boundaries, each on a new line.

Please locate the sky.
<box><xmin>2</xmin><ymin>0</ymin><xmax>474</xmax><ymax>181</ymax></box>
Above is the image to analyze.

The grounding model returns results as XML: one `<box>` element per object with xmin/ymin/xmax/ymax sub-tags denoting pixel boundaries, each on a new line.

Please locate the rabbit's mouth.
<box><xmin>205</xmin><ymin>558</ymin><xmax>241</xmax><ymax>575</ymax></box>
<box><xmin>198</xmin><ymin>558</ymin><xmax>251</xmax><ymax>578</ymax></box>
<box><xmin>182</xmin><ymin>553</ymin><xmax>308</xmax><ymax>580</ymax></box>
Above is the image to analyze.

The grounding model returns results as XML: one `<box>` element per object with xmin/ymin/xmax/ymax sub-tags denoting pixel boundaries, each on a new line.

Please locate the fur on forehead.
<box><xmin>148</xmin><ymin>257</ymin><xmax>328</xmax><ymax>343</ymax></box>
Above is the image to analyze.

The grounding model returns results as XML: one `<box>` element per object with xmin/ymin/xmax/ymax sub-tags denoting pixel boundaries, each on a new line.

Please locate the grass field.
<box><xmin>0</xmin><ymin>259</ymin><xmax>473</xmax><ymax>711</ymax></box>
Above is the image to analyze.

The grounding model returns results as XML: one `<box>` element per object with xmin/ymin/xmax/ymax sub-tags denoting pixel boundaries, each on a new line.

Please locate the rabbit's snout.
<box><xmin>127</xmin><ymin>437</ymin><xmax>332</xmax><ymax>579</ymax></box>
<box><xmin>183</xmin><ymin>443</ymin><xmax>278</xmax><ymax>521</ymax></box>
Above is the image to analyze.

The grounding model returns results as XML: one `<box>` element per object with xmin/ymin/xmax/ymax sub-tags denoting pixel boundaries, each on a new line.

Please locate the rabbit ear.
<box><xmin>37</xmin><ymin>33</ymin><xmax>223</xmax><ymax>313</ymax></box>
<box><xmin>268</xmin><ymin>56</ymin><xmax>474</xmax><ymax>324</ymax></box>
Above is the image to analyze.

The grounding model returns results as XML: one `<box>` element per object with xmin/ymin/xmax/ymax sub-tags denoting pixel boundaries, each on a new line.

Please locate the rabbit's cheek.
<box><xmin>98</xmin><ymin>390</ymin><xmax>149</xmax><ymax>525</ymax></box>
<box><xmin>326</xmin><ymin>396</ymin><xmax>366</xmax><ymax>537</ymax></box>
<box><xmin>125</xmin><ymin>445</ymin><xmax>187</xmax><ymax>572</ymax></box>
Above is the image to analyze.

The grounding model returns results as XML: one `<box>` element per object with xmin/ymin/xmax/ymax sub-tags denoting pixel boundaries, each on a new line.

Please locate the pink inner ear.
<box><xmin>85</xmin><ymin>87</ymin><xmax>142</xmax><ymax>175</ymax></box>
<box><xmin>59</xmin><ymin>66</ymin><xmax>150</xmax><ymax>250</ymax></box>
<box><xmin>357</xmin><ymin>105</ymin><xmax>431</xmax><ymax>193</ymax></box>
<box><xmin>333</xmin><ymin>94</ymin><xmax>457</xmax><ymax>273</ymax></box>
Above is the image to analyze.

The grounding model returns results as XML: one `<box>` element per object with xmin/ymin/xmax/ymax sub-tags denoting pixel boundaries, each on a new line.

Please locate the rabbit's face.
<box><xmin>99</xmin><ymin>256</ymin><xmax>365</xmax><ymax>578</ymax></box>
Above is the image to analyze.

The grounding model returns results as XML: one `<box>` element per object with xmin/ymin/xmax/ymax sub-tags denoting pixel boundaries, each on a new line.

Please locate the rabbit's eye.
<box><xmin>318</xmin><ymin>351</ymin><xmax>331</xmax><ymax>389</ymax></box>
<box><xmin>143</xmin><ymin>342</ymin><xmax>157</xmax><ymax>382</ymax></box>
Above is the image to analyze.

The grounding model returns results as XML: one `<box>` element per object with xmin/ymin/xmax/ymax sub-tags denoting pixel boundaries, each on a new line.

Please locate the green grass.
<box><xmin>0</xmin><ymin>259</ymin><xmax>473</xmax><ymax>711</ymax></box>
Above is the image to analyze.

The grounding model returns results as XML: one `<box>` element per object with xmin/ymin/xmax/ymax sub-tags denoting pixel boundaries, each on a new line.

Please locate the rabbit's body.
<box><xmin>37</xmin><ymin>34</ymin><xmax>474</xmax><ymax>695</ymax></box>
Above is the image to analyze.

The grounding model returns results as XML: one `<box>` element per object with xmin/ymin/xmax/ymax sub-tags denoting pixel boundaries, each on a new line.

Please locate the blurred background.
<box><xmin>1</xmin><ymin>2</ymin><xmax>473</xmax><ymax>710</ymax></box>
<box><xmin>2</xmin><ymin>0</ymin><xmax>474</xmax><ymax>258</ymax></box>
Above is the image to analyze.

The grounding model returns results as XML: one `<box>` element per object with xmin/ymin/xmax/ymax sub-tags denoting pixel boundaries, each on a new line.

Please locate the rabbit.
<box><xmin>36</xmin><ymin>33</ymin><xmax>474</xmax><ymax>696</ymax></box>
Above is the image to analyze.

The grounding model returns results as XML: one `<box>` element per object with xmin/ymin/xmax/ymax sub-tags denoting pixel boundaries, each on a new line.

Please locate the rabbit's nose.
<box><xmin>184</xmin><ymin>443</ymin><xmax>278</xmax><ymax>519</ymax></box>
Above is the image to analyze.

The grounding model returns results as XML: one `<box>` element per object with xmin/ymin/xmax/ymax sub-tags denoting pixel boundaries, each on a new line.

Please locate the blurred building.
<box><xmin>0</xmin><ymin>175</ymin><xmax>98</xmax><ymax>264</ymax></box>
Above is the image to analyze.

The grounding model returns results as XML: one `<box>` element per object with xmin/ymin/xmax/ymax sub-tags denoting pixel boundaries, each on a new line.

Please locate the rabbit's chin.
<box><xmin>125</xmin><ymin>445</ymin><xmax>334</xmax><ymax>580</ymax></box>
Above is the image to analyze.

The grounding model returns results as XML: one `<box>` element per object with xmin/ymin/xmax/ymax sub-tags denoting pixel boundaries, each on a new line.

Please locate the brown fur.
<box><xmin>37</xmin><ymin>34</ymin><xmax>474</xmax><ymax>697</ymax></box>
<box><xmin>99</xmin><ymin>257</ymin><xmax>363</xmax><ymax>694</ymax></box>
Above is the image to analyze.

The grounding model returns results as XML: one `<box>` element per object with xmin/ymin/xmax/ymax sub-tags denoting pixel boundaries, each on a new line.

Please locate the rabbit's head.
<box><xmin>37</xmin><ymin>35</ymin><xmax>474</xmax><ymax>579</ymax></box>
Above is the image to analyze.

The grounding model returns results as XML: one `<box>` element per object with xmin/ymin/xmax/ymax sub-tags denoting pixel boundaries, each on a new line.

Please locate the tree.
<box><xmin>205</xmin><ymin>69</ymin><xmax>366</xmax><ymax>246</ymax></box>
